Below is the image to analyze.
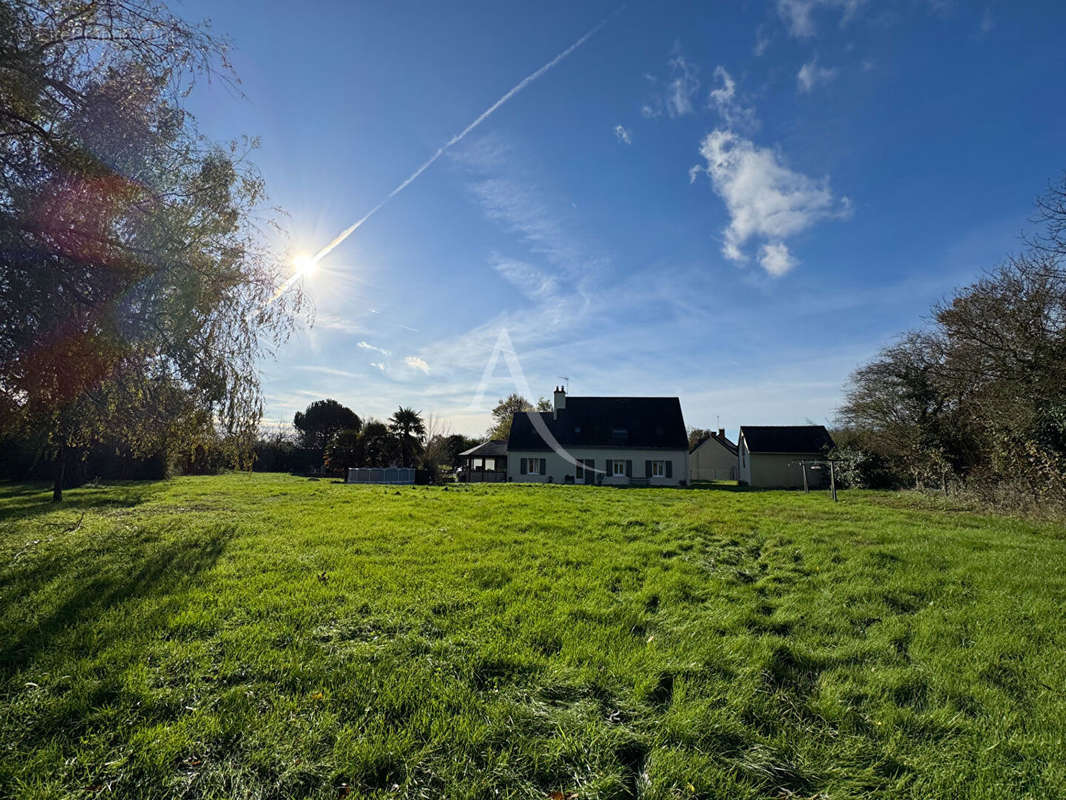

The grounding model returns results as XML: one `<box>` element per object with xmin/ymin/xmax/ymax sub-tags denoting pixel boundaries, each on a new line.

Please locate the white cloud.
<box><xmin>369</xmin><ymin>361</ymin><xmax>386</xmax><ymax>372</ymax></box>
<box><xmin>758</xmin><ymin>242</ymin><xmax>797</xmax><ymax>276</ymax></box>
<box><xmin>797</xmin><ymin>58</ymin><xmax>838</xmax><ymax>92</ymax></box>
<box><xmin>777</xmin><ymin>0</ymin><xmax>864</xmax><ymax>38</ymax></box>
<box><xmin>357</xmin><ymin>340</ymin><xmax>389</xmax><ymax>355</ymax></box>
<box><xmin>709</xmin><ymin>66</ymin><xmax>758</xmax><ymax>131</ymax></box>
<box><xmin>691</xmin><ymin>129</ymin><xmax>850</xmax><ymax>275</ymax></box>
<box><xmin>614</xmin><ymin>124</ymin><xmax>632</xmax><ymax>144</ymax></box>
<box><xmin>404</xmin><ymin>356</ymin><xmax>430</xmax><ymax>373</ymax></box>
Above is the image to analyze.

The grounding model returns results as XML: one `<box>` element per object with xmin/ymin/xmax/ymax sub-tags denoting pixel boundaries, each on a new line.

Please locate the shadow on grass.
<box><xmin>0</xmin><ymin>520</ymin><xmax>232</xmax><ymax>678</ymax></box>
<box><xmin>688</xmin><ymin>481</ymin><xmax>752</xmax><ymax>492</ymax></box>
<box><xmin>0</xmin><ymin>480</ymin><xmax>164</xmax><ymax>524</ymax></box>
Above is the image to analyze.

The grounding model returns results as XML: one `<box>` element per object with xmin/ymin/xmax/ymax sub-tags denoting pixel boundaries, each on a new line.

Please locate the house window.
<box><xmin>522</xmin><ymin>458</ymin><xmax>544</xmax><ymax>475</ymax></box>
<box><xmin>612</xmin><ymin>460</ymin><xmax>626</xmax><ymax>476</ymax></box>
<box><xmin>651</xmin><ymin>460</ymin><xmax>665</xmax><ymax>477</ymax></box>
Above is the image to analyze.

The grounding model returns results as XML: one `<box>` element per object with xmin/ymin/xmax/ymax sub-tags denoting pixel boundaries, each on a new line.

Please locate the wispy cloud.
<box><xmin>314</xmin><ymin>311</ymin><xmax>366</xmax><ymax>336</ymax></box>
<box><xmin>776</xmin><ymin>0</ymin><xmax>864</xmax><ymax>38</ymax></box>
<box><xmin>613</xmin><ymin>124</ymin><xmax>632</xmax><ymax>144</ymax></box>
<box><xmin>299</xmin><ymin>9</ymin><xmax>620</xmax><ymax>269</ymax></box>
<box><xmin>295</xmin><ymin>365</ymin><xmax>362</xmax><ymax>379</ymax></box>
<box><xmin>357</xmin><ymin>340</ymin><xmax>390</xmax><ymax>355</ymax></box>
<box><xmin>709</xmin><ymin>66</ymin><xmax>758</xmax><ymax>131</ymax></box>
<box><xmin>754</xmin><ymin>26</ymin><xmax>771</xmax><ymax>56</ymax></box>
<box><xmin>404</xmin><ymin>356</ymin><xmax>430</xmax><ymax>373</ymax></box>
<box><xmin>691</xmin><ymin>129</ymin><xmax>850</xmax><ymax>274</ymax></box>
<box><xmin>369</xmin><ymin>361</ymin><xmax>386</xmax><ymax>372</ymax></box>
<box><xmin>797</xmin><ymin>58</ymin><xmax>838</xmax><ymax>92</ymax></box>
<box><xmin>976</xmin><ymin>6</ymin><xmax>995</xmax><ymax>39</ymax></box>
<box><xmin>492</xmin><ymin>256</ymin><xmax>561</xmax><ymax>301</ymax></box>
<box><xmin>459</xmin><ymin>139</ymin><xmax>607</xmax><ymax>284</ymax></box>
<box><xmin>642</xmin><ymin>43</ymin><xmax>701</xmax><ymax>119</ymax></box>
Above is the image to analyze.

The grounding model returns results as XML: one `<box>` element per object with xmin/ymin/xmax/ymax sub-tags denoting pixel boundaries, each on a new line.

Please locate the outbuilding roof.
<box><xmin>458</xmin><ymin>440</ymin><xmax>508</xmax><ymax>458</ymax></box>
<box><xmin>507</xmin><ymin>396</ymin><xmax>688</xmax><ymax>451</ymax></box>
<box><xmin>739</xmin><ymin>425</ymin><xmax>834</xmax><ymax>454</ymax></box>
<box><xmin>690</xmin><ymin>431</ymin><xmax>738</xmax><ymax>456</ymax></box>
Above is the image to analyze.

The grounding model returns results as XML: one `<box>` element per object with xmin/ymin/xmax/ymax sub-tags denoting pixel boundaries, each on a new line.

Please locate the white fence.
<box><xmin>346</xmin><ymin>467</ymin><xmax>415</xmax><ymax>485</ymax></box>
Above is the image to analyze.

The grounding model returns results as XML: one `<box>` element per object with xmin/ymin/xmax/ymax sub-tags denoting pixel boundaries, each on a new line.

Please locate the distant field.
<box><xmin>1</xmin><ymin>475</ymin><xmax>1064</xmax><ymax>799</ymax></box>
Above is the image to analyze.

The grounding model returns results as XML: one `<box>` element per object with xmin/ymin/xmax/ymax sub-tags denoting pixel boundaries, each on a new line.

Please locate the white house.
<box><xmin>688</xmin><ymin>429</ymin><xmax>737</xmax><ymax>481</ymax></box>
<box><xmin>737</xmin><ymin>425</ymin><xmax>834</xmax><ymax>488</ymax></box>
<box><xmin>506</xmin><ymin>388</ymin><xmax>689</xmax><ymax>486</ymax></box>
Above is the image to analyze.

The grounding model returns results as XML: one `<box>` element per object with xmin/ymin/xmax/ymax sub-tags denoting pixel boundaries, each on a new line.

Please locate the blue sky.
<box><xmin>178</xmin><ymin>0</ymin><xmax>1066</xmax><ymax>439</ymax></box>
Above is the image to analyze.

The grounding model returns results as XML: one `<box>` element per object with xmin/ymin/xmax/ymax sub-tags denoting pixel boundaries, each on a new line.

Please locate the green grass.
<box><xmin>2</xmin><ymin>475</ymin><xmax>1065</xmax><ymax>799</ymax></box>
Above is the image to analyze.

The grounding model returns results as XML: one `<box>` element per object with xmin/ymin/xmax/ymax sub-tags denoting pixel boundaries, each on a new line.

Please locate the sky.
<box><xmin>177</xmin><ymin>0</ymin><xmax>1066</xmax><ymax>440</ymax></box>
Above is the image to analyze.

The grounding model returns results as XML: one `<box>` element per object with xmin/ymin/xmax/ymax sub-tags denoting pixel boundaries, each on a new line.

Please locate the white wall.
<box><xmin>507</xmin><ymin>448</ymin><xmax>689</xmax><ymax>486</ymax></box>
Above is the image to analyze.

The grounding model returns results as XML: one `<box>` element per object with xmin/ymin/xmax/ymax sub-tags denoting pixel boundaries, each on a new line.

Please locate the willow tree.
<box><xmin>0</xmin><ymin>1</ymin><xmax>302</xmax><ymax>500</ymax></box>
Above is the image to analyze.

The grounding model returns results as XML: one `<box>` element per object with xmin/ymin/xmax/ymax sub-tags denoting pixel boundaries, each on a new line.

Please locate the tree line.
<box><xmin>0</xmin><ymin>1</ymin><xmax>300</xmax><ymax>500</ymax></box>
<box><xmin>257</xmin><ymin>392</ymin><xmax>556</xmax><ymax>479</ymax></box>
<box><xmin>833</xmin><ymin>174</ymin><xmax>1066</xmax><ymax>511</ymax></box>
<box><xmin>251</xmin><ymin>399</ymin><xmax>482</xmax><ymax>481</ymax></box>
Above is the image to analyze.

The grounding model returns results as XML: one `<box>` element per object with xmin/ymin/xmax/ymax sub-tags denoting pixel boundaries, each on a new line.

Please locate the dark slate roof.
<box><xmin>690</xmin><ymin>432</ymin><xmax>738</xmax><ymax>456</ymax></box>
<box><xmin>506</xmin><ymin>397</ymin><xmax>688</xmax><ymax>451</ymax></box>
<box><xmin>459</xmin><ymin>440</ymin><xmax>508</xmax><ymax>458</ymax></box>
<box><xmin>739</xmin><ymin>425</ymin><xmax>834</xmax><ymax>454</ymax></box>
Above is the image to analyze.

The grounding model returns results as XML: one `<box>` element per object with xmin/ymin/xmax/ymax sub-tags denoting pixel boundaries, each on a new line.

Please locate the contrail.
<box><xmin>305</xmin><ymin>10</ymin><xmax>617</xmax><ymax>267</ymax></box>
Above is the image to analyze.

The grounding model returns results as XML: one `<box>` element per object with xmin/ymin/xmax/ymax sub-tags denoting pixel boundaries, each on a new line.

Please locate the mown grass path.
<box><xmin>1</xmin><ymin>475</ymin><xmax>1064</xmax><ymax>798</ymax></box>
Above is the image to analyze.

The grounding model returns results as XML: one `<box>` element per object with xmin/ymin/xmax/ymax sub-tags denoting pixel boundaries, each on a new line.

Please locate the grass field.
<box><xmin>1</xmin><ymin>475</ymin><xmax>1065</xmax><ymax>799</ymax></box>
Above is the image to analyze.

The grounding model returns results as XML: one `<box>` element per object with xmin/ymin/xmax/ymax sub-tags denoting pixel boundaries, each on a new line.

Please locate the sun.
<box><xmin>292</xmin><ymin>252</ymin><xmax>318</xmax><ymax>279</ymax></box>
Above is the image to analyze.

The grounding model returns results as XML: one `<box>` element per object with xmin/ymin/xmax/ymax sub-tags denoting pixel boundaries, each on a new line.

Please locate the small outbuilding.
<box><xmin>688</xmin><ymin>428</ymin><xmax>737</xmax><ymax>481</ymax></box>
<box><xmin>458</xmin><ymin>440</ymin><xmax>508</xmax><ymax>483</ymax></box>
<box><xmin>737</xmin><ymin>425</ymin><xmax>834</xmax><ymax>488</ymax></box>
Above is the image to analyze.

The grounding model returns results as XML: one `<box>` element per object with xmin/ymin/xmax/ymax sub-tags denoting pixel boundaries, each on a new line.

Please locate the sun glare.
<box><xmin>292</xmin><ymin>253</ymin><xmax>318</xmax><ymax>279</ymax></box>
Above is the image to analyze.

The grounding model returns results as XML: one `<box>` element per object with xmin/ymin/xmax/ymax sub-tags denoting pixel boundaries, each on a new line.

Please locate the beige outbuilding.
<box><xmin>688</xmin><ymin>429</ymin><xmax>737</xmax><ymax>481</ymax></box>
<box><xmin>737</xmin><ymin>426</ymin><xmax>834</xmax><ymax>488</ymax></box>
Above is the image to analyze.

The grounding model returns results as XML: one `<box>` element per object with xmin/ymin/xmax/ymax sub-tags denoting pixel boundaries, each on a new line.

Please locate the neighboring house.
<box><xmin>457</xmin><ymin>440</ymin><xmax>507</xmax><ymax>482</ymax></box>
<box><xmin>507</xmin><ymin>388</ymin><xmax>689</xmax><ymax>486</ymax></box>
<box><xmin>689</xmin><ymin>428</ymin><xmax>737</xmax><ymax>481</ymax></box>
<box><xmin>737</xmin><ymin>425</ymin><xmax>835</xmax><ymax>488</ymax></box>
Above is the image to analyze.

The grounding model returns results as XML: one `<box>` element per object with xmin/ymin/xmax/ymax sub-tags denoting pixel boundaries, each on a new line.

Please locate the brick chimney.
<box><xmin>553</xmin><ymin>385</ymin><xmax>566</xmax><ymax>419</ymax></box>
<box><xmin>718</xmin><ymin>427</ymin><xmax>725</xmax><ymax>439</ymax></box>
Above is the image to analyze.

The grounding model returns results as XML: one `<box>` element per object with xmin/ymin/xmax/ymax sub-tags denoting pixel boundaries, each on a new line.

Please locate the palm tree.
<box><xmin>388</xmin><ymin>406</ymin><xmax>426</xmax><ymax>468</ymax></box>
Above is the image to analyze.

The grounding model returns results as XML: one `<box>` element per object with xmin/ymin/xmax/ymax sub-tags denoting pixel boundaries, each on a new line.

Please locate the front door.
<box><xmin>583</xmin><ymin>458</ymin><xmax>595</xmax><ymax>484</ymax></box>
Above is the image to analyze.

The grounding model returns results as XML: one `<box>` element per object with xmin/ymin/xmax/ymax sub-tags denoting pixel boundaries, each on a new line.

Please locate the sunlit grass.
<box><xmin>1</xmin><ymin>475</ymin><xmax>1064</xmax><ymax>798</ymax></box>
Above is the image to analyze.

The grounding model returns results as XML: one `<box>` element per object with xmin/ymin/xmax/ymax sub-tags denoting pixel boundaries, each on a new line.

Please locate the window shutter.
<box><xmin>665</xmin><ymin>460</ymin><xmax>673</xmax><ymax>478</ymax></box>
<box><xmin>539</xmin><ymin>458</ymin><xmax>546</xmax><ymax>475</ymax></box>
<box><xmin>645</xmin><ymin>460</ymin><xmax>652</xmax><ymax>478</ymax></box>
<box><xmin>605</xmin><ymin>459</ymin><xmax>612</xmax><ymax>476</ymax></box>
<box><xmin>626</xmin><ymin>460</ymin><xmax>632</xmax><ymax>477</ymax></box>
<box><xmin>520</xmin><ymin>458</ymin><xmax>527</xmax><ymax>475</ymax></box>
